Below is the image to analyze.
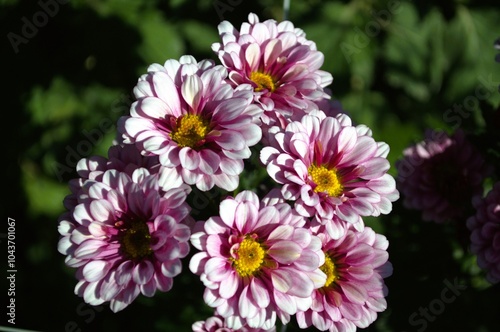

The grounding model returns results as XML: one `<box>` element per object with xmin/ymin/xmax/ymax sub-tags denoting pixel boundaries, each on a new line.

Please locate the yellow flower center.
<box><xmin>120</xmin><ymin>219</ymin><xmax>152</xmax><ymax>260</ymax></box>
<box><xmin>320</xmin><ymin>253</ymin><xmax>339</xmax><ymax>288</ymax></box>
<box><xmin>308</xmin><ymin>164</ymin><xmax>343</xmax><ymax>197</ymax></box>
<box><xmin>170</xmin><ymin>114</ymin><xmax>209</xmax><ymax>148</ymax></box>
<box><xmin>231</xmin><ymin>237</ymin><xmax>266</xmax><ymax>277</ymax></box>
<box><xmin>250</xmin><ymin>71</ymin><xmax>276</xmax><ymax>92</ymax></box>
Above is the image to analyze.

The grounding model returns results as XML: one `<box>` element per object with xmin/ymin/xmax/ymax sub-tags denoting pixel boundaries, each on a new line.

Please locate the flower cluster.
<box><xmin>57</xmin><ymin>12</ymin><xmax>398</xmax><ymax>331</ymax></box>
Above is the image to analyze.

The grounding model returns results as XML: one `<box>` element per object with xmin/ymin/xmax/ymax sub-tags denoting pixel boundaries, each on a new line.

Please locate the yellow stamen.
<box><xmin>320</xmin><ymin>253</ymin><xmax>338</xmax><ymax>288</ymax></box>
<box><xmin>250</xmin><ymin>71</ymin><xmax>276</xmax><ymax>92</ymax></box>
<box><xmin>120</xmin><ymin>220</ymin><xmax>152</xmax><ymax>260</ymax></box>
<box><xmin>308</xmin><ymin>164</ymin><xmax>343</xmax><ymax>197</ymax></box>
<box><xmin>171</xmin><ymin>114</ymin><xmax>209</xmax><ymax>148</ymax></box>
<box><xmin>231</xmin><ymin>237</ymin><xmax>266</xmax><ymax>277</ymax></box>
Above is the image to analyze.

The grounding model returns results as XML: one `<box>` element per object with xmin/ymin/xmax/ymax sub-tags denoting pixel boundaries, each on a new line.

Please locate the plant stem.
<box><xmin>283</xmin><ymin>0</ymin><xmax>291</xmax><ymax>20</ymax></box>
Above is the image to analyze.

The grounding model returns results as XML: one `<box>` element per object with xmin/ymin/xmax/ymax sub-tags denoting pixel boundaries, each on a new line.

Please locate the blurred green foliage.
<box><xmin>2</xmin><ymin>0</ymin><xmax>500</xmax><ymax>331</ymax></box>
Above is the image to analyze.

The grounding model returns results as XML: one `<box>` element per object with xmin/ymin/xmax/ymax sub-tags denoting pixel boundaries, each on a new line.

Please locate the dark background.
<box><xmin>2</xmin><ymin>0</ymin><xmax>500</xmax><ymax>331</ymax></box>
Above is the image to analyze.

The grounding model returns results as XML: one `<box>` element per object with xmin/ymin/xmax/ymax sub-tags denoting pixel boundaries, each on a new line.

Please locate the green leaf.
<box><xmin>180</xmin><ymin>20</ymin><xmax>218</xmax><ymax>57</ymax></box>
<box><xmin>424</xmin><ymin>10</ymin><xmax>446</xmax><ymax>93</ymax></box>
<box><xmin>70</xmin><ymin>0</ymin><xmax>147</xmax><ymax>23</ymax></box>
<box><xmin>136</xmin><ymin>10</ymin><xmax>185</xmax><ymax>66</ymax></box>
<box><xmin>22</xmin><ymin>160</ymin><xmax>68</xmax><ymax>216</ymax></box>
<box><xmin>27</xmin><ymin>77</ymin><xmax>84</xmax><ymax>126</ymax></box>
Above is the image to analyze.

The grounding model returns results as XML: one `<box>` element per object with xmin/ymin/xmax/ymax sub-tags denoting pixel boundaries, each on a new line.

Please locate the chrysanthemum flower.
<box><xmin>467</xmin><ymin>182</ymin><xmax>500</xmax><ymax>283</ymax></box>
<box><xmin>118</xmin><ymin>55</ymin><xmax>263</xmax><ymax>191</ymax></box>
<box><xmin>260</xmin><ymin>110</ymin><xmax>399</xmax><ymax>239</ymax></box>
<box><xmin>57</xmin><ymin>167</ymin><xmax>192</xmax><ymax>312</ymax></box>
<box><xmin>212</xmin><ymin>12</ymin><xmax>333</xmax><ymax>128</ymax></box>
<box><xmin>296</xmin><ymin>225</ymin><xmax>393</xmax><ymax>331</ymax></box>
<box><xmin>189</xmin><ymin>190</ymin><xmax>326</xmax><ymax>329</ymax></box>
<box><xmin>192</xmin><ymin>313</ymin><xmax>276</xmax><ymax>332</ymax></box>
<box><xmin>396</xmin><ymin>129</ymin><xmax>491</xmax><ymax>223</ymax></box>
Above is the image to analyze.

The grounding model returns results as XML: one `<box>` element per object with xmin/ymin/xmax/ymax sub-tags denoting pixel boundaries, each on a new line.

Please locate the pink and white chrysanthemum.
<box><xmin>296</xmin><ymin>225</ymin><xmax>393</xmax><ymax>331</ymax></box>
<box><xmin>260</xmin><ymin>110</ymin><xmax>399</xmax><ymax>239</ymax></box>
<box><xmin>118</xmin><ymin>55</ymin><xmax>263</xmax><ymax>191</ymax></box>
<box><xmin>212</xmin><ymin>12</ymin><xmax>333</xmax><ymax>128</ymax></box>
<box><xmin>192</xmin><ymin>313</ymin><xmax>276</xmax><ymax>332</ymax></box>
<box><xmin>467</xmin><ymin>181</ymin><xmax>500</xmax><ymax>283</ymax></box>
<box><xmin>189</xmin><ymin>190</ymin><xmax>326</xmax><ymax>330</ymax></box>
<box><xmin>396</xmin><ymin>129</ymin><xmax>492</xmax><ymax>223</ymax></box>
<box><xmin>57</xmin><ymin>168</ymin><xmax>192</xmax><ymax>312</ymax></box>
